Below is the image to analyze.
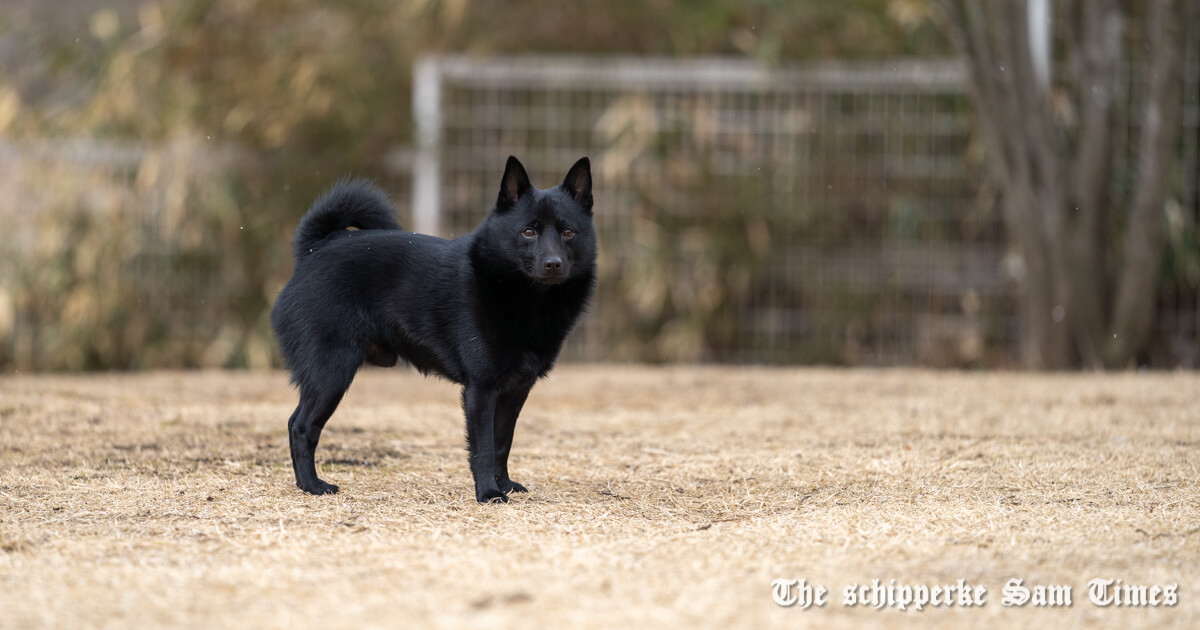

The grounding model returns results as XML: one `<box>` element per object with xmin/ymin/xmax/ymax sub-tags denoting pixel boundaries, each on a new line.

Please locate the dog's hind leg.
<box><xmin>291</xmin><ymin>385</ymin><xmax>349</xmax><ymax>494</ymax></box>
<box><xmin>290</xmin><ymin>355</ymin><xmax>358</xmax><ymax>495</ymax></box>
<box><xmin>493</xmin><ymin>384</ymin><xmax>533</xmax><ymax>494</ymax></box>
<box><xmin>286</xmin><ymin>401</ymin><xmax>307</xmax><ymax>485</ymax></box>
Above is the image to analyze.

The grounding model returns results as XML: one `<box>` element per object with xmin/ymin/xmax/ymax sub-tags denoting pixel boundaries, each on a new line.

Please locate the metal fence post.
<box><xmin>412</xmin><ymin>56</ymin><xmax>442</xmax><ymax>237</ymax></box>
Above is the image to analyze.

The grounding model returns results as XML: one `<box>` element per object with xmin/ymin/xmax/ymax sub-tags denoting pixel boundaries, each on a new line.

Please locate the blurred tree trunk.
<box><xmin>944</xmin><ymin>0</ymin><xmax>1185</xmax><ymax>369</ymax></box>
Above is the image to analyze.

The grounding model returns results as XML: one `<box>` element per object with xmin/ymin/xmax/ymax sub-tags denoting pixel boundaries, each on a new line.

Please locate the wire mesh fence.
<box><xmin>2</xmin><ymin>54</ymin><xmax>1196</xmax><ymax>369</ymax></box>
<box><xmin>418</xmin><ymin>56</ymin><xmax>1009</xmax><ymax>365</ymax></box>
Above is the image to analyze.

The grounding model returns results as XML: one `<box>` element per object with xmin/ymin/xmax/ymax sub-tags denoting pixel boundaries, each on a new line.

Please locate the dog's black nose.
<box><xmin>544</xmin><ymin>257</ymin><xmax>563</xmax><ymax>272</ymax></box>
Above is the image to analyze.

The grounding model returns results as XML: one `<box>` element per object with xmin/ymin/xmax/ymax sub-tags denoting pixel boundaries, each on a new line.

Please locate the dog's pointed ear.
<box><xmin>497</xmin><ymin>155</ymin><xmax>532</xmax><ymax>210</ymax></box>
<box><xmin>560</xmin><ymin>157</ymin><xmax>592</xmax><ymax>213</ymax></box>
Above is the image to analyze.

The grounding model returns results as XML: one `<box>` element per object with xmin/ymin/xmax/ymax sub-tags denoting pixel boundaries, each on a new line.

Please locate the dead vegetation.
<box><xmin>1</xmin><ymin>366</ymin><xmax>1197</xmax><ymax>629</ymax></box>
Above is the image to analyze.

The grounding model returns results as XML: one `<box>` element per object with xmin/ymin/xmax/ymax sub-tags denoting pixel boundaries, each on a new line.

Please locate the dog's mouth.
<box><xmin>531</xmin><ymin>269</ymin><xmax>569</xmax><ymax>285</ymax></box>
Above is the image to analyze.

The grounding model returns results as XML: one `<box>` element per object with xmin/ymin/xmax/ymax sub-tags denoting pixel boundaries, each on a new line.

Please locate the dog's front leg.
<box><xmin>494</xmin><ymin>383</ymin><xmax>533</xmax><ymax>494</ymax></box>
<box><xmin>462</xmin><ymin>384</ymin><xmax>506</xmax><ymax>503</ymax></box>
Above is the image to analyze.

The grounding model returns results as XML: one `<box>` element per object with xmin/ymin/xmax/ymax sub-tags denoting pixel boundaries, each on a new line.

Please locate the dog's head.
<box><xmin>485</xmin><ymin>156</ymin><xmax>596</xmax><ymax>286</ymax></box>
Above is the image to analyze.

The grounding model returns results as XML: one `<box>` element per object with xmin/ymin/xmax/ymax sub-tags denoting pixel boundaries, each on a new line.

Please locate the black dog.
<box><xmin>271</xmin><ymin>156</ymin><xmax>596</xmax><ymax>503</ymax></box>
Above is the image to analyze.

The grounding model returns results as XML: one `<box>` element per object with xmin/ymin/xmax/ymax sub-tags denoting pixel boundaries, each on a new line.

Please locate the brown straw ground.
<box><xmin>0</xmin><ymin>366</ymin><xmax>1197</xmax><ymax>629</ymax></box>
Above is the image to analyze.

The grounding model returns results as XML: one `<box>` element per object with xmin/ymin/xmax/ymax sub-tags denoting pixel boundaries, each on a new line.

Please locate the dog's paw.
<box><xmin>500</xmin><ymin>479</ymin><xmax>528</xmax><ymax>494</ymax></box>
<box><xmin>476</xmin><ymin>487</ymin><xmax>509</xmax><ymax>504</ymax></box>
<box><xmin>298</xmin><ymin>480</ymin><xmax>340</xmax><ymax>495</ymax></box>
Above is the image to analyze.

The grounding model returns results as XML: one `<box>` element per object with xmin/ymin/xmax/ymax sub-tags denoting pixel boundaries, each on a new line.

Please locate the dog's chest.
<box><xmin>497</xmin><ymin>349</ymin><xmax>553</xmax><ymax>391</ymax></box>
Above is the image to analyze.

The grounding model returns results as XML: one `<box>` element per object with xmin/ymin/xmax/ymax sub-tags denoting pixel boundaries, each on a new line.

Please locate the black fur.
<box><xmin>271</xmin><ymin>156</ymin><xmax>596</xmax><ymax>502</ymax></box>
<box><xmin>291</xmin><ymin>178</ymin><xmax>402</xmax><ymax>256</ymax></box>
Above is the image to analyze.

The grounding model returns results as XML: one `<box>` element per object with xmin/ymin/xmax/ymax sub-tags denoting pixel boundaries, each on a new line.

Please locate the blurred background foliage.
<box><xmin>2</xmin><ymin>1</ymin><xmax>1194</xmax><ymax>371</ymax></box>
<box><xmin>5</xmin><ymin>0</ymin><xmax>947</xmax><ymax>146</ymax></box>
<box><xmin>0</xmin><ymin>0</ymin><xmax>954</xmax><ymax>371</ymax></box>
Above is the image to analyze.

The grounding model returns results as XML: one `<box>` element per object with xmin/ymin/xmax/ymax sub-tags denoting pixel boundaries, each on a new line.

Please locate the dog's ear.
<box><xmin>497</xmin><ymin>155</ymin><xmax>532</xmax><ymax>210</ymax></box>
<box><xmin>560</xmin><ymin>157</ymin><xmax>592</xmax><ymax>213</ymax></box>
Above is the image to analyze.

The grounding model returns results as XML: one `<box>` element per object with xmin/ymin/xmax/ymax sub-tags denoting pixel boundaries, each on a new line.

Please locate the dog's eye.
<box><xmin>562</xmin><ymin>228</ymin><xmax>576</xmax><ymax>240</ymax></box>
<box><xmin>521</xmin><ymin>228</ymin><xmax>537</xmax><ymax>239</ymax></box>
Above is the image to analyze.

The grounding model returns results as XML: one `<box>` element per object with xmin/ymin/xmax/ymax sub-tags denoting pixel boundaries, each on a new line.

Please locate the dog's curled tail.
<box><xmin>293</xmin><ymin>178</ymin><xmax>402</xmax><ymax>256</ymax></box>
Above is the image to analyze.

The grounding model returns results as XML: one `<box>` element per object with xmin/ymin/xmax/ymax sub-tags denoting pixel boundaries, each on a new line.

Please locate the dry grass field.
<box><xmin>1</xmin><ymin>366</ymin><xmax>1197</xmax><ymax>629</ymax></box>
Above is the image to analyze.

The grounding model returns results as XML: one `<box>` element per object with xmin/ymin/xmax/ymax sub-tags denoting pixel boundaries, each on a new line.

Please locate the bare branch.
<box><xmin>1067</xmin><ymin>0</ymin><xmax>1123</xmax><ymax>368</ymax></box>
<box><xmin>1108</xmin><ymin>0</ymin><xmax>1184</xmax><ymax>366</ymax></box>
